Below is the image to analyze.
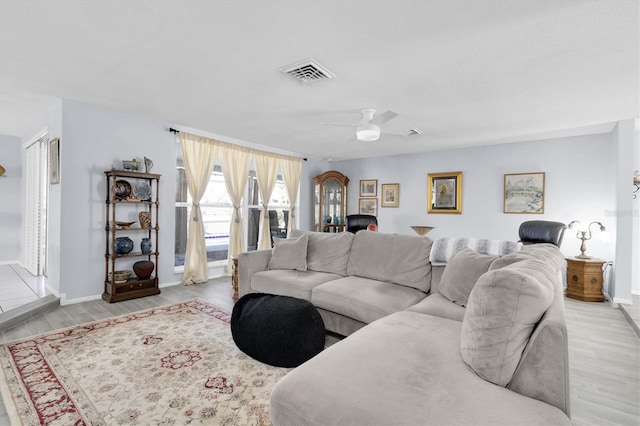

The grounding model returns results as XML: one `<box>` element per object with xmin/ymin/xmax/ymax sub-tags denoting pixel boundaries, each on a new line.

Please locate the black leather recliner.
<box><xmin>345</xmin><ymin>214</ymin><xmax>378</xmax><ymax>233</ymax></box>
<box><xmin>518</xmin><ymin>220</ymin><xmax>567</xmax><ymax>247</ymax></box>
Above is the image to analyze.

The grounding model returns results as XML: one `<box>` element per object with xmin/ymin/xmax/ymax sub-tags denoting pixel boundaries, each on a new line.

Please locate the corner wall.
<box><xmin>0</xmin><ymin>135</ymin><xmax>22</xmax><ymax>263</ymax></box>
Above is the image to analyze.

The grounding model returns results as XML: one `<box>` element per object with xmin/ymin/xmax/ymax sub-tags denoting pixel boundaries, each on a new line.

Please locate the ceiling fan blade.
<box><xmin>371</xmin><ymin>110</ymin><xmax>399</xmax><ymax>125</ymax></box>
<box><xmin>324</xmin><ymin>123</ymin><xmax>358</xmax><ymax>127</ymax></box>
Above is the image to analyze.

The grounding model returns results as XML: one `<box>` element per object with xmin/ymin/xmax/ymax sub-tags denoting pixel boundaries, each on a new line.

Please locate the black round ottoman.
<box><xmin>231</xmin><ymin>293</ymin><xmax>325</xmax><ymax>367</ymax></box>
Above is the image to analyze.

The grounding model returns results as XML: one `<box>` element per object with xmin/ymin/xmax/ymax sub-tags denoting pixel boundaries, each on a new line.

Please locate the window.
<box><xmin>174</xmin><ymin>145</ymin><xmax>294</xmax><ymax>269</ymax></box>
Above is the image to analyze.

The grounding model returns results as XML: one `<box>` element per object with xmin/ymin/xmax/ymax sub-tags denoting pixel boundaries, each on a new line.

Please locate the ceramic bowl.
<box><xmin>112</xmin><ymin>270</ymin><xmax>131</xmax><ymax>283</ymax></box>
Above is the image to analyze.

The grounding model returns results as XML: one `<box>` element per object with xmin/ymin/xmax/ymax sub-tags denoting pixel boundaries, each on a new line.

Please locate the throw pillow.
<box><xmin>460</xmin><ymin>259</ymin><xmax>555</xmax><ymax>387</ymax></box>
<box><xmin>438</xmin><ymin>248</ymin><xmax>498</xmax><ymax>307</ymax></box>
<box><xmin>268</xmin><ymin>234</ymin><xmax>308</xmax><ymax>271</ymax></box>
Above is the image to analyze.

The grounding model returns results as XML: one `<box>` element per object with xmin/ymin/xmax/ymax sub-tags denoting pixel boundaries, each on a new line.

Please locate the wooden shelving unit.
<box><xmin>103</xmin><ymin>170</ymin><xmax>161</xmax><ymax>303</ymax></box>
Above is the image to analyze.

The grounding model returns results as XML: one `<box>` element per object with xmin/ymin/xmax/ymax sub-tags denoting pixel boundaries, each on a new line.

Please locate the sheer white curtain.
<box><xmin>254</xmin><ymin>155</ymin><xmax>280</xmax><ymax>250</ymax></box>
<box><xmin>220</xmin><ymin>144</ymin><xmax>252</xmax><ymax>274</ymax></box>
<box><xmin>279</xmin><ymin>156</ymin><xmax>303</xmax><ymax>235</ymax></box>
<box><xmin>179</xmin><ymin>132</ymin><xmax>217</xmax><ymax>284</ymax></box>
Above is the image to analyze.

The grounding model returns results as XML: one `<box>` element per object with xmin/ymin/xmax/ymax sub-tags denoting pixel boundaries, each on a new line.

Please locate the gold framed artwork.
<box><xmin>49</xmin><ymin>138</ymin><xmax>60</xmax><ymax>184</ymax></box>
<box><xmin>381</xmin><ymin>183</ymin><xmax>399</xmax><ymax>208</ymax></box>
<box><xmin>359</xmin><ymin>179</ymin><xmax>377</xmax><ymax>197</ymax></box>
<box><xmin>359</xmin><ymin>198</ymin><xmax>378</xmax><ymax>216</ymax></box>
<box><xmin>503</xmin><ymin>172</ymin><xmax>545</xmax><ymax>214</ymax></box>
<box><xmin>427</xmin><ymin>171</ymin><xmax>462</xmax><ymax>214</ymax></box>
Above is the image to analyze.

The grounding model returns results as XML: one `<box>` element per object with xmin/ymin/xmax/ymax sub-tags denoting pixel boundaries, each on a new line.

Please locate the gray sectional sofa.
<box><xmin>238</xmin><ymin>230</ymin><xmax>571</xmax><ymax>425</ymax></box>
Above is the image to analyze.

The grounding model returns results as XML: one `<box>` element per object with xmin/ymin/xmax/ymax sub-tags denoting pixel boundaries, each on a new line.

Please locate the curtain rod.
<box><xmin>168</xmin><ymin>127</ymin><xmax>307</xmax><ymax>161</ymax></box>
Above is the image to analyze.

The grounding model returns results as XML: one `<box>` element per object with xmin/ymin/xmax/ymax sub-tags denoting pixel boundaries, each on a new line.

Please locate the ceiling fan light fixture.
<box><xmin>356</xmin><ymin>123</ymin><xmax>380</xmax><ymax>141</ymax></box>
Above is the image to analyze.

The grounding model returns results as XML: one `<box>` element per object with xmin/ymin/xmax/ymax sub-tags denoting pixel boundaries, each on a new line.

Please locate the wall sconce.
<box><xmin>567</xmin><ymin>220</ymin><xmax>606</xmax><ymax>259</ymax></box>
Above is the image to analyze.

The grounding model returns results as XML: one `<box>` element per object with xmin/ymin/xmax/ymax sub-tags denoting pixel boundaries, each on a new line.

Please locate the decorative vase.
<box><xmin>114</xmin><ymin>237</ymin><xmax>134</xmax><ymax>255</ymax></box>
<box><xmin>327</xmin><ymin>215</ymin><xmax>332</xmax><ymax>224</ymax></box>
<box><xmin>138</xmin><ymin>211</ymin><xmax>151</xmax><ymax>229</ymax></box>
<box><xmin>133</xmin><ymin>260</ymin><xmax>154</xmax><ymax>280</ymax></box>
<box><xmin>140</xmin><ymin>237</ymin><xmax>152</xmax><ymax>254</ymax></box>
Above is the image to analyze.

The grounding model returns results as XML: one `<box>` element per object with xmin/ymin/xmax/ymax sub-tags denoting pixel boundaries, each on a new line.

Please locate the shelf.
<box><xmin>108</xmin><ymin>226</ymin><xmax>158</xmax><ymax>232</ymax></box>
<box><xmin>105</xmin><ymin>170</ymin><xmax>161</xmax><ymax>303</ymax></box>
<box><xmin>108</xmin><ymin>251</ymin><xmax>157</xmax><ymax>259</ymax></box>
<box><xmin>105</xmin><ymin>170</ymin><xmax>161</xmax><ymax>179</ymax></box>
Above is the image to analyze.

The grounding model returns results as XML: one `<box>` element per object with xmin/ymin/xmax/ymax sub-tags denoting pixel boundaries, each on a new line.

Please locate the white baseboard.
<box><xmin>0</xmin><ymin>260</ymin><xmax>20</xmax><ymax>266</ymax></box>
<box><xmin>60</xmin><ymin>293</ymin><xmax>102</xmax><ymax>306</ymax></box>
<box><xmin>613</xmin><ymin>296</ymin><xmax>633</xmax><ymax>305</ymax></box>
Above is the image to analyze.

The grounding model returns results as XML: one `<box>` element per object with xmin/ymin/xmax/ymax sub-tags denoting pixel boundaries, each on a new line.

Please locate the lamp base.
<box><xmin>575</xmin><ymin>254</ymin><xmax>592</xmax><ymax>259</ymax></box>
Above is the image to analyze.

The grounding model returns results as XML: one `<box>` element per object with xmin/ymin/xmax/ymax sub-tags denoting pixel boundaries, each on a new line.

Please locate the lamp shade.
<box><xmin>356</xmin><ymin>123</ymin><xmax>380</xmax><ymax>141</ymax></box>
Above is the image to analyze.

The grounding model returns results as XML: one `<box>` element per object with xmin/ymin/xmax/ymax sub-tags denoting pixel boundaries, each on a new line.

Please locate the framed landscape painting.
<box><xmin>504</xmin><ymin>172</ymin><xmax>545</xmax><ymax>214</ymax></box>
<box><xmin>381</xmin><ymin>183</ymin><xmax>399</xmax><ymax>207</ymax></box>
<box><xmin>359</xmin><ymin>179</ymin><xmax>377</xmax><ymax>197</ymax></box>
<box><xmin>359</xmin><ymin>198</ymin><xmax>378</xmax><ymax>216</ymax></box>
<box><xmin>427</xmin><ymin>171</ymin><xmax>462</xmax><ymax>214</ymax></box>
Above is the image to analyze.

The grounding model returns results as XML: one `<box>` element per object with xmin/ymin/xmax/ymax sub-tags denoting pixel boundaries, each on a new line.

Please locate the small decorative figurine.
<box><xmin>144</xmin><ymin>157</ymin><xmax>153</xmax><ymax>173</ymax></box>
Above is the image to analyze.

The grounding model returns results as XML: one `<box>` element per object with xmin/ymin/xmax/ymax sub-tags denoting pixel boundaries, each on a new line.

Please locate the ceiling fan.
<box><xmin>326</xmin><ymin>108</ymin><xmax>400</xmax><ymax>141</ymax></box>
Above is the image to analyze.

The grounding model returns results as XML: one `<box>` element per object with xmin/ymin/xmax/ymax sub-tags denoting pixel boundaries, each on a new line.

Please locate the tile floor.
<box><xmin>0</xmin><ymin>264</ymin><xmax>50</xmax><ymax>313</ymax></box>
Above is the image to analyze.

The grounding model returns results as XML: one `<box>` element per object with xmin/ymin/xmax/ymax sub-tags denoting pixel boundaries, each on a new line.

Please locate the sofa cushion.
<box><xmin>347</xmin><ymin>231</ymin><xmax>433</xmax><ymax>292</ymax></box>
<box><xmin>405</xmin><ymin>293</ymin><xmax>465</xmax><ymax>322</ymax></box>
<box><xmin>290</xmin><ymin>229</ymin><xmax>354</xmax><ymax>276</ymax></box>
<box><xmin>439</xmin><ymin>248</ymin><xmax>499</xmax><ymax>306</ymax></box>
<box><xmin>311</xmin><ymin>276</ymin><xmax>427</xmax><ymax>324</ymax></box>
<box><xmin>489</xmin><ymin>251</ymin><xmax>531</xmax><ymax>270</ymax></box>
<box><xmin>461</xmin><ymin>256</ymin><xmax>557</xmax><ymax>387</ymax></box>
<box><xmin>270</xmin><ymin>311</ymin><xmax>571</xmax><ymax>426</ymax></box>
<box><xmin>268</xmin><ymin>233</ymin><xmax>308</xmax><ymax>271</ymax></box>
<box><xmin>251</xmin><ymin>269</ymin><xmax>342</xmax><ymax>301</ymax></box>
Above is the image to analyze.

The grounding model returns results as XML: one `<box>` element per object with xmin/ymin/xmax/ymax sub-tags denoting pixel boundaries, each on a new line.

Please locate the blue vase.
<box><xmin>114</xmin><ymin>237</ymin><xmax>134</xmax><ymax>255</ymax></box>
<box><xmin>140</xmin><ymin>238</ymin><xmax>152</xmax><ymax>254</ymax></box>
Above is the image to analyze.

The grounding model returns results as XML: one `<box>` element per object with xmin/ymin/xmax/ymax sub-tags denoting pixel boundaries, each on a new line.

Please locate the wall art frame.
<box><xmin>503</xmin><ymin>172</ymin><xmax>545</xmax><ymax>214</ymax></box>
<box><xmin>49</xmin><ymin>137</ymin><xmax>60</xmax><ymax>184</ymax></box>
<box><xmin>427</xmin><ymin>171</ymin><xmax>462</xmax><ymax>214</ymax></box>
<box><xmin>359</xmin><ymin>198</ymin><xmax>378</xmax><ymax>216</ymax></box>
<box><xmin>359</xmin><ymin>179</ymin><xmax>377</xmax><ymax>197</ymax></box>
<box><xmin>381</xmin><ymin>183</ymin><xmax>400</xmax><ymax>208</ymax></box>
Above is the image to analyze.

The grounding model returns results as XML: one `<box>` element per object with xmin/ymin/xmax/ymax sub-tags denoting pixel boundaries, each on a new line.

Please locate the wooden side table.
<box><xmin>231</xmin><ymin>256</ymin><xmax>239</xmax><ymax>302</ymax></box>
<box><xmin>566</xmin><ymin>257</ymin><xmax>606</xmax><ymax>302</ymax></box>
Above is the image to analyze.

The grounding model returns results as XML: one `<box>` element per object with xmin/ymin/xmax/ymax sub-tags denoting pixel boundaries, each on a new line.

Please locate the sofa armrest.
<box><xmin>507</xmin><ymin>279</ymin><xmax>570</xmax><ymax>418</ymax></box>
<box><xmin>238</xmin><ymin>249</ymin><xmax>272</xmax><ymax>298</ymax></box>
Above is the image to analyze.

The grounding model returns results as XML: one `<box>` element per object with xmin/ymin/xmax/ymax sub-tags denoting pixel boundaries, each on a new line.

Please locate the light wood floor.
<box><xmin>0</xmin><ymin>278</ymin><xmax>638</xmax><ymax>426</ymax></box>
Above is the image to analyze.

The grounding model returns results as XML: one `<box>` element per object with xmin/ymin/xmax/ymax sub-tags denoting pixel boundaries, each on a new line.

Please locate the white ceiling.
<box><xmin>1</xmin><ymin>1</ymin><xmax>638</xmax><ymax>160</ymax></box>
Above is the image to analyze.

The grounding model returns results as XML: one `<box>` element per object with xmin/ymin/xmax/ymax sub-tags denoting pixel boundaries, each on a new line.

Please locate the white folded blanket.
<box><xmin>429</xmin><ymin>237</ymin><xmax>520</xmax><ymax>265</ymax></box>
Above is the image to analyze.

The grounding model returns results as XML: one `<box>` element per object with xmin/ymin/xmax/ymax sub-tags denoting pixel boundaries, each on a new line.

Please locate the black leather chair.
<box><xmin>345</xmin><ymin>214</ymin><xmax>378</xmax><ymax>233</ymax></box>
<box><xmin>518</xmin><ymin>220</ymin><xmax>567</xmax><ymax>247</ymax></box>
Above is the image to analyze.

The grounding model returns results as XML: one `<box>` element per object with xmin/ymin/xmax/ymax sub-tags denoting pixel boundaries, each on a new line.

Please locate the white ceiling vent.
<box><xmin>279</xmin><ymin>58</ymin><xmax>335</xmax><ymax>84</ymax></box>
<box><xmin>407</xmin><ymin>128</ymin><xmax>423</xmax><ymax>136</ymax></box>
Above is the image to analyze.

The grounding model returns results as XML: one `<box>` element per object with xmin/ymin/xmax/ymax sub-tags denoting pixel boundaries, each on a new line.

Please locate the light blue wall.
<box><xmin>0</xmin><ymin>134</ymin><xmax>22</xmax><ymax>263</ymax></box>
<box><xmin>15</xmin><ymin>99</ymin><xmax>633</xmax><ymax>302</ymax></box>
<box><xmin>331</xmin><ymin>132</ymin><xmax>622</xmax><ymax>292</ymax></box>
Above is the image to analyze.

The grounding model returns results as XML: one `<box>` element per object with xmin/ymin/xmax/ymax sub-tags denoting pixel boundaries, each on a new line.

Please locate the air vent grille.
<box><xmin>280</xmin><ymin>58</ymin><xmax>335</xmax><ymax>83</ymax></box>
<box><xmin>407</xmin><ymin>128</ymin><xmax>424</xmax><ymax>136</ymax></box>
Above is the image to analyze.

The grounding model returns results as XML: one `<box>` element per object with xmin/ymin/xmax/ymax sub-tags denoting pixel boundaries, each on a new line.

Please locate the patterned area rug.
<box><xmin>0</xmin><ymin>300</ymin><xmax>290</xmax><ymax>425</ymax></box>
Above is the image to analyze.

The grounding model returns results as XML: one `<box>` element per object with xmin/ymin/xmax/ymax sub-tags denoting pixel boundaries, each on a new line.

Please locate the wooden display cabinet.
<box><xmin>312</xmin><ymin>170</ymin><xmax>349</xmax><ymax>232</ymax></box>
<box><xmin>566</xmin><ymin>257</ymin><xmax>606</xmax><ymax>302</ymax></box>
<box><xmin>103</xmin><ymin>170</ymin><xmax>161</xmax><ymax>303</ymax></box>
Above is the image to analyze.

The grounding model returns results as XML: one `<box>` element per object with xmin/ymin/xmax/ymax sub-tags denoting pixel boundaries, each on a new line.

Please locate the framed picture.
<box><xmin>504</xmin><ymin>172</ymin><xmax>545</xmax><ymax>214</ymax></box>
<box><xmin>359</xmin><ymin>179</ymin><xmax>377</xmax><ymax>197</ymax></box>
<box><xmin>381</xmin><ymin>183</ymin><xmax>400</xmax><ymax>207</ymax></box>
<box><xmin>359</xmin><ymin>198</ymin><xmax>378</xmax><ymax>216</ymax></box>
<box><xmin>49</xmin><ymin>138</ymin><xmax>60</xmax><ymax>184</ymax></box>
<box><xmin>427</xmin><ymin>171</ymin><xmax>462</xmax><ymax>214</ymax></box>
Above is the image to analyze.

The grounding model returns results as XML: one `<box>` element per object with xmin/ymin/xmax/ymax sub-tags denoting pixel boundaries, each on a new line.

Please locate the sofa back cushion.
<box><xmin>438</xmin><ymin>248</ymin><xmax>499</xmax><ymax>307</ymax></box>
<box><xmin>460</xmin><ymin>244</ymin><xmax>564</xmax><ymax>387</ymax></box>
<box><xmin>268</xmin><ymin>233</ymin><xmax>308</xmax><ymax>271</ymax></box>
<box><xmin>289</xmin><ymin>229</ymin><xmax>354</xmax><ymax>276</ymax></box>
<box><xmin>347</xmin><ymin>231</ymin><xmax>433</xmax><ymax>292</ymax></box>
